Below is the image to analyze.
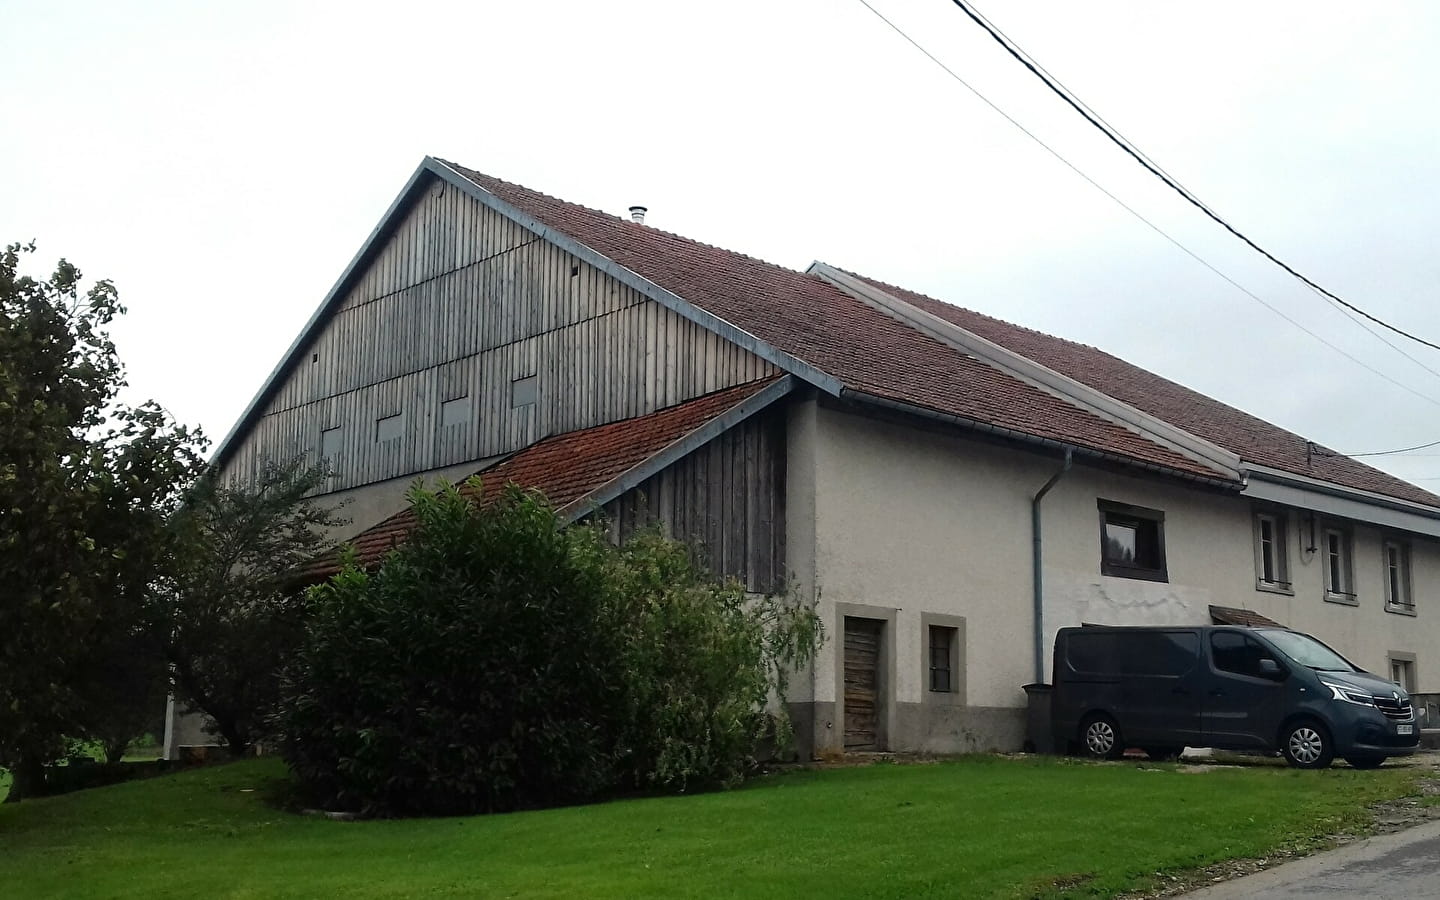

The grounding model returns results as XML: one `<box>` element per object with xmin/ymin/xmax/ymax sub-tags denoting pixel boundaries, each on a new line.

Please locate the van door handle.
<box><xmin>1209</xmin><ymin>689</ymin><xmax>1225</xmax><ymax>698</ymax></box>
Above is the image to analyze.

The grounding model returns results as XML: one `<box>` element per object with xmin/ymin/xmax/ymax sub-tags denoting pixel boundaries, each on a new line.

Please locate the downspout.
<box><xmin>1032</xmin><ymin>449</ymin><xmax>1072</xmax><ymax>684</ymax></box>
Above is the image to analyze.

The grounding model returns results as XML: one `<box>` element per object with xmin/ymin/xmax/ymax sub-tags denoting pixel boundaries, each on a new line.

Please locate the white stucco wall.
<box><xmin>800</xmin><ymin>400</ymin><xmax>1440</xmax><ymax>720</ymax></box>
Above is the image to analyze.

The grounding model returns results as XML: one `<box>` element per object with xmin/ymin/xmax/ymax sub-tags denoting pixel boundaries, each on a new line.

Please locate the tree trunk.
<box><xmin>216</xmin><ymin>719</ymin><xmax>249</xmax><ymax>759</ymax></box>
<box><xmin>3</xmin><ymin>755</ymin><xmax>47</xmax><ymax>803</ymax></box>
<box><xmin>103</xmin><ymin>740</ymin><xmax>129</xmax><ymax>766</ymax></box>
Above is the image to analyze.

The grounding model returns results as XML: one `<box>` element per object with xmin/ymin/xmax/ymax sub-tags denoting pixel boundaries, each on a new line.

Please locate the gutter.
<box><xmin>1032</xmin><ymin>450</ymin><xmax>1072</xmax><ymax>684</ymax></box>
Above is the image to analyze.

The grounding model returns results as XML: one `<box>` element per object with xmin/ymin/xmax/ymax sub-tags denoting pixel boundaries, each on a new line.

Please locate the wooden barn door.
<box><xmin>843</xmin><ymin>617</ymin><xmax>884</xmax><ymax>750</ymax></box>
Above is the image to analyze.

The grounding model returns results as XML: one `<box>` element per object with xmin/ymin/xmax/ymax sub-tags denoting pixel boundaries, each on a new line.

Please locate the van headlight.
<box><xmin>1321</xmin><ymin>682</ymin><xmax>1376</xmax><ymax>707</ymax></box>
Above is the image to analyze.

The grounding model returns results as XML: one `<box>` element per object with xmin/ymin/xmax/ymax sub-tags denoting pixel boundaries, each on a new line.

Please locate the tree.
<box><xmin>156</xmin><ymin>457</ymin><xmax>344</xmax><ymax>757</ymax></box>
<box><xmin>0</xmin><ymin>242</ymin><xmax>204</xmax><ymax>801</ymax></box>
<box><xmin>277</xmin><ymin>481</ymin><xmax>821</xmax><ymax>817</ymax></box>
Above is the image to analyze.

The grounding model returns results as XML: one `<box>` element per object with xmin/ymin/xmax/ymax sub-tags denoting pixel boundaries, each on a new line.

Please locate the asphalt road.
<box><xmin>1182</xmin><ymin>820</ymin><xmax>1440</xmax><ymax>899</ymax></box>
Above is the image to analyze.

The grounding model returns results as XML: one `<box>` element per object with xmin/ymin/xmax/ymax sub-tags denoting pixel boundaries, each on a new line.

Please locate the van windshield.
<box><xmin>1261</xmin><ymin>630</ymin><xmax>1357</xmax><ymax>672</ymax></box>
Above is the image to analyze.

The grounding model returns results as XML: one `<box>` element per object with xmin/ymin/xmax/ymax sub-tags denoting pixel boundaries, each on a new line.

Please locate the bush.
<box><xmin>277</xmin><ymin>480</ymin><xmax>820</xmax><ymax>817</ymax></box>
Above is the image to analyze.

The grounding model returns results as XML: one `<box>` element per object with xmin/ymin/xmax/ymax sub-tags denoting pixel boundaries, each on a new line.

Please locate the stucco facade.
<box><xmin>788</xmin><ymin>398</ymin><xmax>1439</xmax><ymax>757</ymax></box>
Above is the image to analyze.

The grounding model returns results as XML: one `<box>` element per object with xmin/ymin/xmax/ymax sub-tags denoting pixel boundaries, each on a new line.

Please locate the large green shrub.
<box><xmin>278</xmin><ymin>480</ymin><xmax>820</xmax><ymax>817</ymax></box>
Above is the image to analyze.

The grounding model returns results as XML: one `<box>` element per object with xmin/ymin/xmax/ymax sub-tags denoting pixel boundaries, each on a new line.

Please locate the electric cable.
<box><xmin>853</xmin><ymin>0</ymin><xmax>1440</xmax><ymax>411</ymax></box>
<box><xmin>950</xmin><ymin>0</ymin><xmax>1440</xmax><ymax>353</ymax></box>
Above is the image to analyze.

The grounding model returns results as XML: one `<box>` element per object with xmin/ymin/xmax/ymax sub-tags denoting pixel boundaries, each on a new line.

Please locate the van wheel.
<box><xmin>1281</xmin><ymin>720</ymin><xmax>1333</xmax><ymax>769</ymax></box>
<box><xmin>1145</xmin><ymin>746</ymin><xmax>1182</xmax><ymax>762</ymax></box>
<box><xmin>1344</xmin><ymin>755</ymin><xmax>1386</xmax><ymax>769</ymax></box>
<box><xmin>1080</xmin><ymin>714</ymin><xmax>1125</xmax><ymax>760</ymax></box>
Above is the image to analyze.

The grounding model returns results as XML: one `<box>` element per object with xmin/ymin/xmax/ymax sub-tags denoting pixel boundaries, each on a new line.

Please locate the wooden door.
<box><xmin>843</xmin><ymin>617</ymin><xmax>883</xmax><ymax>750</ymax></box>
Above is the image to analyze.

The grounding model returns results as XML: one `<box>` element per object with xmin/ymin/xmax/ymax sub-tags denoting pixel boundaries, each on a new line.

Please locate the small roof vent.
<box><xmin>628</xmin><ymin>205</ymin><xmax>647</xmax><ymax>225</ymax></box>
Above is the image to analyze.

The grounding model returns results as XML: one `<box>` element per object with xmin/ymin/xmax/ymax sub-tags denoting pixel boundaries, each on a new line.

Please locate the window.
<box><xmin>1122</xmin><ymin>631</ymin><xmax>1200</xmax><ymax>677</ymax></box>
<box><xmin>1066</xmin><ymin>631</ymin><xmax>1119</xmax><ymax>676</ymax></box>
<box><xmin>375</xmin><ymin>412</ymin><xmax>404</xmax><ymax>443</ymax></box>
<box><xmin>511</xmin><ymin>375</ymin><xmax>538</xmax><ymax>408</ymax></box>
<box><xmin>440</xmin><ymin>395</ymin><xmax>471</xmax><ymax>428</ymax></box>
<box><xmin>319</xmin><ymin>425</ymin><xmax>343</xmax><ymax>460</ymax></box>
<box><xmin>1384</xmin><ymin>540</ymin><xmax>1413</xmax><ymax>612</ymax></box>
<box><xmin>1210</xmin><ymin>631</ymin><xmax>1281</xmax><ymax>679</ymax></box>
<box><xmin>1253</xmin><ymin>511</ymin><xmax>1290</xmax><ymax>592</ymax></box>
<box><xmin>1390</xmin><ymin>656</ymin><xmax>1417</xmax><ymax>692</ymax></box>
<box><xmin>1322</xmin><ymin>525</ymin><xmax>1355</xmax><ymax>603</ymax></box>
<box><xmin>1098</xmin><ymin>501</ymin><xmax>1167</xmax><ymax>582</ymax></box>
<box><xmin>928</xmin><ymin>626</ymin><xmax>956</xmax><ymax>692</ymax></box>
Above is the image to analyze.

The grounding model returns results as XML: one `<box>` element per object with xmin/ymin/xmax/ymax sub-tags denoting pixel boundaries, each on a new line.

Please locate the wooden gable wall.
<box><xmin>222</xmin><ymin>176</ymin><xmax>777</xmax><ymax>491</ymax></box>
<box><xmin>601</xmin><ymin>407</ymin><xmax>787</xmax><ymax>594</ymax></box>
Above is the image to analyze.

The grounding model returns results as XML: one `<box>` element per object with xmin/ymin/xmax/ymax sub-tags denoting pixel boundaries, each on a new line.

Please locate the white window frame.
<box><xmin>1253</xmin><ymin>510</ymin><xmax>1291</xmax><ymax>594</ymax></box>
<box><xmin>1383</xmin><ymin>539</ymin><xmax>1414</xmax><ymax>615</ymax></box>
<box><xmin>1322</xmin><ymin>524</ymin><xmax>1356</xmax><ymax>605</ymax></box>
<box><xmin>1389</xmin><ymin>653</ymin><xmax>1417</xmax><ymax>691</ymax></box>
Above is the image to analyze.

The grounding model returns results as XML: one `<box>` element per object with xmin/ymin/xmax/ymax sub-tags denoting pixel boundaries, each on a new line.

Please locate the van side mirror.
<box><xmin>1258</xmin><ymin>658</ymin><xmax>1284</xmax><ymax>680</ymax></box>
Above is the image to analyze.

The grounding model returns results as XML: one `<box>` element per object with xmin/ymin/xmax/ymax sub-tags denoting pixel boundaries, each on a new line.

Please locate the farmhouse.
<box><xmin>167</xmin><ymin>156</ymin><xmax>1440</xmax><ymax>759</ymax></box>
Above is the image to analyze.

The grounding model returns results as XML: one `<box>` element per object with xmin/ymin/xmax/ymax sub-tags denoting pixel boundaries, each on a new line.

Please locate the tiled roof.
<box><xmin>854</xmin><ymin>274</ymin><xmax>1440</xmax><ymax>509</ymax></box>
<box><xmin>441</xmin><ymin>161</ymin><xmax>1433</xmax><ymax>507</ymax></box>
<box><xmin>299</xmin><ymin>378</ymin><xmax>776</xmax><ymax>581</ymax></box>
<box><xmin>444</xmin><ymin>162</ymin><xmax>1227</xmax><ymax>484</ymax></box>
<box><xmin>1209</xmin><ymin>605</ymin><xmax>1285</xmax><ymax>628</ymax></box>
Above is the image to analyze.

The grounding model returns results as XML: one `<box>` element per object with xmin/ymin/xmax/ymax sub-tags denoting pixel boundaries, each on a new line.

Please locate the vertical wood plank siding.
<box><xmin>222</xmin><ymin>177</ymin><xmax>776</xmax><ymax>490</ymax></box>
<box><xmin>599</xmin><ymin>410</ymin><xmax>787</xmax><ymax>594</ymax></box>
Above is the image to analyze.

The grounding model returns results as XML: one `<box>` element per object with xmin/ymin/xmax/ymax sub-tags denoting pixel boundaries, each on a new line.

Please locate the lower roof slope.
<box><xmin>852</xmin><ymin>274</ymin><xmax>1440</xmax><ymax>509</ymax></box>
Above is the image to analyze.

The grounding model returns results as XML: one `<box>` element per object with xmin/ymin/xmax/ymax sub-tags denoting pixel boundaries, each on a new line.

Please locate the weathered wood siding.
<box><xmin>601</xmin><ymin>408</ymin><xmax>786</xmax><ymax>594</ymax></box>
<box><xmin>222</xmin><ymin>176</ymin><xmax>776</xmax><ymax>490</ymax></box>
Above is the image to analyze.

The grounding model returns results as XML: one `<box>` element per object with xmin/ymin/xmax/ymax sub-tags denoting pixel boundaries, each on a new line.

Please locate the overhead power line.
<box><xmin>853</xmin><ymin>0</ymin><xmax>1440</xmax><ymax>411</ymax></box>
<box><xmin>1340</xmin><ymin>438</ymin><xmax>1440</xmax><ymax>458</ymax></box>
<box><xmin>948</xmin><ymin>0</ymin><xmax>1440</xmax><ymax>353</ymax></box>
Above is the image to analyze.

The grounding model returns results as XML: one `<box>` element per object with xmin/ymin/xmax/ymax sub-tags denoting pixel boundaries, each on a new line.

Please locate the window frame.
<box><xmin>510</xmin><ymin>374</ymin><xmax>539</xmax><ymax>408</ymax></box>
<box><xmin>1252</xmin><ymin>509</ymin><xmax>1292</xmax><ymax>594</ymax></box>
<box><xmin>1383</xmin><ymin>538</ymin><xmax>1415</xmax><ymax>615</ymax></box>
<box><xmin>1389</xmin><ymin>653</ymin><xmax>1417</xmax><ymax>691</ymax></box>
<box><xmin>1321</xmin><ymin>523</ymin><xmax>1356</xmax><ymax>605</ymax></box>
<box><xmin>927</xmin><ymin>625</ymin><xmax>956</xmax><ymax>693</ymax></box>
<box><xmin>1097</xmin><ymin>500</ymin><xmax>1168</xmax><ymax>583</ymax></box>
<box><xmin>919</xmin><ymin>613</ymin><xmax>965</xmax><ymax>706</ymax></box>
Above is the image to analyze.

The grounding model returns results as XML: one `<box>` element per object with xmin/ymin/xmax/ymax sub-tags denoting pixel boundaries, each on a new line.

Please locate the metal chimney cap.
<box><xmin>628</xmin><ymin>205</ymin><xmax>647</xmax><ymax>224</ymax></box>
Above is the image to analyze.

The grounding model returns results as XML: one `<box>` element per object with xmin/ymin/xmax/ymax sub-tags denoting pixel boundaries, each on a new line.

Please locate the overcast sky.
<box><xmin>5</xmin><ymin>1</ymin><xmax>1439</xmax><ymax>486</ymax></box>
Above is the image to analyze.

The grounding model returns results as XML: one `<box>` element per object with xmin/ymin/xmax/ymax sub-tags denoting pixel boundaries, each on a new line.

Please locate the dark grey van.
<box><xmin>1051</xmin><ymin>625</ymin><xmax>1420</xmax><ymax>768</ymax></box>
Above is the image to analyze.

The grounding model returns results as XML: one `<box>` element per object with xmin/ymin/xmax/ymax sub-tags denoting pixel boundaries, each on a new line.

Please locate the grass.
<box><xmin>0</xmin><ymin>755</ymin><xmax>1420</xmax><ymax>899</ymax></box>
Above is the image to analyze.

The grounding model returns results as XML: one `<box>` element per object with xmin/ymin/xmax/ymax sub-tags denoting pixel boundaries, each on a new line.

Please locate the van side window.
<box><xmin>1211</xmin><ymin>632</ymin><xmax>1278</xmax><ymax>679</ymax></box>
<box><xmin>1067</xmin><ymin>632</ymin><xmax>1119</xmax><ymax>675</ymax></box>
<box><xmin>1124</xmin><ymin>632</ymin><xmax>1199</xmax><ymax>677</ymax></box>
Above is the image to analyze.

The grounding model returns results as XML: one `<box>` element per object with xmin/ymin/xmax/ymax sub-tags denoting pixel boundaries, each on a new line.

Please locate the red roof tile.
<box><xmin>854</xmin><ymin>274</ymin><xmax>1440</xmax><ymax>508</ymax></box>
<box><xmin>444</xmin><ymin>162</ymin><xmax>1228</xmax><ymax>484</ymax></box>
<box><xmin>1210</xmin><ymin>605</ymin><xmax>1284</xmax><ymax>628</ymax></box>
<box><xmin>300</xmin><ymin>378</ymin><xmax>777</xmax><ymax>580</ymax></box>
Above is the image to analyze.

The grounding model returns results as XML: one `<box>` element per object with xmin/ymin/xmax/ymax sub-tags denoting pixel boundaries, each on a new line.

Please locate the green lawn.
<box><xmin>0</xmin><ymin>756</ymin><xmax>1420</xmax><ymax>899</ymax></box>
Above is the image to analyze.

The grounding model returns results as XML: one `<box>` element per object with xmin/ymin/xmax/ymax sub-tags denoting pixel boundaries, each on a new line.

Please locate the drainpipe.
<box><xmin>1032</xmin><ymin>449</ymin><xmax>1072</xmax><ymax>684</ymax></box>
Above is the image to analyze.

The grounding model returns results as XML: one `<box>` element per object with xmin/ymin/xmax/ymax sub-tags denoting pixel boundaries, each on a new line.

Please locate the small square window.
<box><xmin>1384</xmin><ymin>540</ymin><xmax>1413</xmax><ymax>612</ymax></box>
<box><xmin>511</xmin><ymin>375</ymin><xmax>538</xmax><ymax>408</ymax></box>
<box><xmin>375</xmin><ymin>412</ymin><xmax>404</xmax><ymax>443</ymax></box>
<box><xmin>1254</xmin><ymin>511</ymin><xmax>1291</xmax><ymax>592</ymax></box>
<box><xmin>1322</xmin><ymin>525</ymin><xmax>1355</xmax><ymax>603</ymax></box>
<box><xmin>1098</xmin><ymin>501</ymin><xmax>1167</xmax><ymax>582</ymax></box>
<box><xmin>928</xmin><ymin>625</ymin><xmax>957</xmax><ymax>693</ymax></box>
<box><xmin>440</xmin><ymin>396</ymin><xmax>470</xmax><ymax>428</ymax></box>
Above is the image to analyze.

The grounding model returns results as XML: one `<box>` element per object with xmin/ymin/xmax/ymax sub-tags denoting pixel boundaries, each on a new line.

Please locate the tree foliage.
<box><xmin>0</xmin><ymin>242</ymin><xmax>204</xmax><ymax>800</ymax></box>
<box><xmin>278</xmin><ymin>481</ymin><xmax>821</xmax><ymax>817</ymax></box>
<box><xmin>156</xmin><ymin>457</ymin><xmax>344</xmax><ymax>757</ymax></box>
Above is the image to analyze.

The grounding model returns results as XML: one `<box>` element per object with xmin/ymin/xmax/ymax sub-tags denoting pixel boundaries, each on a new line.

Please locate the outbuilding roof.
<box><xmin>298</xmin><ymin>377</ymin><xmax>784</xmax><ymax>580</ymax></box>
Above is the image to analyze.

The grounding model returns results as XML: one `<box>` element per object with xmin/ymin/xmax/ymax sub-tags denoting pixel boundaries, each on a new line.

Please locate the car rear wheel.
<box><xmin>1344</xmin><ymin>755</ymin><xmax>1386</xmax><ymax>769</ymax></box>
<box><xmin>1281</xmin><ymin>720</ymin><xmax>1334</xmax><ymax>769</ymax></box>
<box><xmin>1080</xmin><ymin>714</ymin><xmax>1125</xmax><ymax>760</ymax></box>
